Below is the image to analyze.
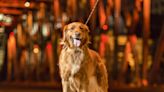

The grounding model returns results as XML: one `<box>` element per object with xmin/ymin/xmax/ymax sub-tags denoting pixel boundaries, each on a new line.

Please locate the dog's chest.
<box><xmin>64</xmin><ymin>48</ymin><xmax>86</xmax><ymax>75</ymax></box>
<box><xmin>65</xmin><ymin>48</ymin><xmax>84</xmax><ymax>62</ymax></box>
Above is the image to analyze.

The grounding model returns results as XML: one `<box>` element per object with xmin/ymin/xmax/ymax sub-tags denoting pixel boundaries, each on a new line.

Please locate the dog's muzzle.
<box><xmin>71</xmin><ymin>32</ymin><xmax>82</xmax><ymax>47</ymax></box>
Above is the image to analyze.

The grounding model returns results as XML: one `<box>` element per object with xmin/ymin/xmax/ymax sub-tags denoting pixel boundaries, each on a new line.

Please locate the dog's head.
<box><xmin>61</xmin><ymin>22</ymin><xmax>90</xmax><ymax>48</ymax></box>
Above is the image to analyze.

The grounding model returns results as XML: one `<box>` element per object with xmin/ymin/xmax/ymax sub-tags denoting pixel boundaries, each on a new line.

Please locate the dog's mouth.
<box><xmin>72</xmin><ymin>37</ymin><xmax>82</xmax><ymax>47</ymax></box>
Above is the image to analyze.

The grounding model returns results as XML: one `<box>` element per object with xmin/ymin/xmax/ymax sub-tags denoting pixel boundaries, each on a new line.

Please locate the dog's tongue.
<box><xmin>73</xmin><ymin>39</ymin><xmax>81</xmax><ymax>47</ymax></box>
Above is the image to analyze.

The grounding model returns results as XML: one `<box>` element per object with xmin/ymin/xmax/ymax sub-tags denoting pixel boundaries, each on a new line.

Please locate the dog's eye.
<box><xmin>79</xmin><ymin>26</ymin><xmax>84</xmax><ymax>30</ymax></box>
<box><xmin>70</xmin><ymin>26</ymin><xmax>75</xmax><ymax>30</ymax></box>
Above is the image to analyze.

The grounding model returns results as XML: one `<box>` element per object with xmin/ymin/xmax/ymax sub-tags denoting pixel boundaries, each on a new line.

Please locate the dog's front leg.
<box><xmin>62</xmin><ymin>79</ymin><xmax>69</xmax><ymax>92</ymax></box>
<box><xmin>61</xmin><ymin>68</ymin><xmax>71</xmax><ymax>92</ymax></box>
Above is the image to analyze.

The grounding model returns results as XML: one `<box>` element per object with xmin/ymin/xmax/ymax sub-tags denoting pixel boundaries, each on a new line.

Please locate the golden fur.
<box><xmin>59</xmin><ymin>22</ymin><xmax>108</xmax><ymax>92</ymax></box>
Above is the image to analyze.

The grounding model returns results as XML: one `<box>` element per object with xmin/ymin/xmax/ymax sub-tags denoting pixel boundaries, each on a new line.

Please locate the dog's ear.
<box><xmin>84</xmin><ymin>25</ymin><xmax>90</xmax><ymax>32</ymax></box>
<box><xmin>84</xmin><ymin>25</ymin><xmax>91</xmax><ymax>45</ymax></box>
<box><xmin>60</xmin><ymin>25</ymin><xmax>68</xmax><ymax>45</ymax></box>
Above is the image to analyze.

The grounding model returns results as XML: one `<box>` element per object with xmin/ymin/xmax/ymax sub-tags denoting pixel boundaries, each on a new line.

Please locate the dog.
<box><xmin>59</xmin><ymin>22</ymin><xmax>108</xmax><ymax>92</ymax></box>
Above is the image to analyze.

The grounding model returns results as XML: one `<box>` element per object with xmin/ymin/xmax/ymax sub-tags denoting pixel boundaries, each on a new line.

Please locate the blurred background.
<box><xmin>0</xmin><ymin>0</ymin><xmax>164</xmax><ymax>92</ymax></box>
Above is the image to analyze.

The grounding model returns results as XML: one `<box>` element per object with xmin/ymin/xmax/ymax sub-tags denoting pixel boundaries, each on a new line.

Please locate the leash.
<box><xmin>85</xmin><ymin>0</ymin><xmax>100</xmax><ymax>25</ymax></box>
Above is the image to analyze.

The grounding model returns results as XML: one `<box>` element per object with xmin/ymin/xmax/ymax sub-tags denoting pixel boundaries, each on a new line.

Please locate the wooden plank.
<box><xmin>142</xmin><ymin>0</ymin><xmax>151</xmax><ymax>86</ymax></box>
<box><xmin>0</xmin><ymin>2</ymin><xmax>37</xmax><ymax>9</ymax></box>
<box><xmin>0</xmin><ymin>9</ymin><xmax>22</xmax><ymax>15</ymax></box>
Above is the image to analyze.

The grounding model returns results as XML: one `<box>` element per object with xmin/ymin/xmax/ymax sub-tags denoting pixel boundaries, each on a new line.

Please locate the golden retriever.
<box><xmin>59</xmin><ymin>22</ymin><xmax>108</xmax><ymax>92</ymax></box>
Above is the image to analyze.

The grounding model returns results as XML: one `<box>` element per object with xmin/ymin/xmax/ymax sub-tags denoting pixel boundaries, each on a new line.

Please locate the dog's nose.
<box><xmin>75</xmin><ymin>32</ymin><xmax>80</xmax><ymax>37</ymax></box>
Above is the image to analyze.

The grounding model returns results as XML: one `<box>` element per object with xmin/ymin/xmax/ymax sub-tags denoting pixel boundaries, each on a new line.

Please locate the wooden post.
<box><xmin>7</xmin><ymin>32</ymin><xmax>17</xmax><ymax>81</ymax></box>
<box><xmin>106</xmin><ymin>0</ymin><xmax>113</xmax><ymax>17</ymax></box>
<box><xmin>89</xmin><ymin>0</ymin><xmax>97</xmax><ymax>31</ymax></box>
<box><xmin>54</xmin><ymin>0</ymin><xmax>61</xmax><ymax>22</ymax></box>
<box><xmin>53</xmin><ymin>0</ymin><xmax>61</xmax><ymax>82</ymax></box>
<box><xmin>113</xmin><ymin>0</ymin><xmax>121</xmax><ymax>81</ymax></box>
<box><xmin>142</xmin><ymin>0</ymin><xmax>150</xmax><ymax>86</ymax></box>
<box><xmin>98</xmin><ymin>0</ymin><xmax>106</xmax><ymax>28</ymax></box>
<box><xmin>67</xmin><ymin>0</ymin><xmax>77</xmax><ymax>20</ymax></box>
<box><xmin>27</xmin><ymin>11</ymin><xmax>33</xmax><ymax>33</ymax></box>
<box><xmin>150</xmin><ymin>25</ymin><xmax>164</xmax><ymax>83</ymax></box>
<box><xmin>38</xmin><ymin>2</ymin><xmax>46</xmax><ymax>20</ymax></box>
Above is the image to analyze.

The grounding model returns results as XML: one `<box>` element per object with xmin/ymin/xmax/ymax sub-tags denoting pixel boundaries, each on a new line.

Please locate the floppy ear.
<box><xmin>85</xmin><ymin>25</ymin><xmax>90</xmax><ymax>32</ymax></box>
<box><xmin>60</xmin><ymin>25</ymin><xmax>68</xmax><ymax>45</ymax></box>
<box><xmin>84</xmin><ymin>25</ymin><xmax>91</xmax><ymax>45</ymax></box>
